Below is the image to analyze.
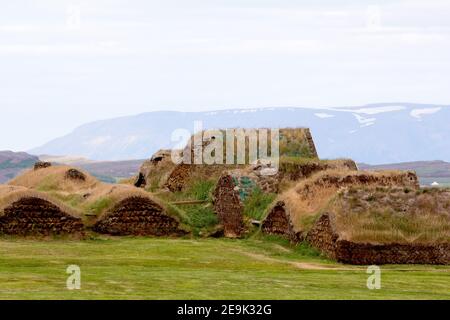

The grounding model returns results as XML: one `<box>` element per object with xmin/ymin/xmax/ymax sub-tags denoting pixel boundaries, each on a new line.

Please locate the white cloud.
<box><xmin>1</xmin><ymin>0</ymin><xmax>450</xmax><ymax>150</ymax></box>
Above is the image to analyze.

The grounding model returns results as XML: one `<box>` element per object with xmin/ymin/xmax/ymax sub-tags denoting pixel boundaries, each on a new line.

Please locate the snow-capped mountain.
<box><xmin>30</xmin><ymin>103</ymin><xmax>450</xmax><ymax>164</ymax></box>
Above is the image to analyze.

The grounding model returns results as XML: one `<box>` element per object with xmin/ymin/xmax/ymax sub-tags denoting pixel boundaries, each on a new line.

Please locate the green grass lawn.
<box><xmin>0</xmin><ymin>236</ymin><xmax>449</xmax><ymax>300</ymax></box>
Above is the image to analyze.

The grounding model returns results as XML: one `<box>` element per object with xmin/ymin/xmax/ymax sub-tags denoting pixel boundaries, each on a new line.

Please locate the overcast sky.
<box><xmin>1</xmin><ymin>0</ymin><xmax>450</xmax><ymax>151</ymax></box>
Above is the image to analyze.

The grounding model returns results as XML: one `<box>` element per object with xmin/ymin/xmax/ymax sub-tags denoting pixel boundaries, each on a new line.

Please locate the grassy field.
<box><xmin>0</xmin><ymin>236</ymin><xmax>449</xmax><ymax>300</ymax></box>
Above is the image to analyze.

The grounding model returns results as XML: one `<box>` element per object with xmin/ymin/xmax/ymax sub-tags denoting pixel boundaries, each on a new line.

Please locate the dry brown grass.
<box><xmin>83</xmin><ymin>182</ymin><xmax>184</xmax><ymax>222</ymax></box>
<box><xmin>6</xmin><ymin>165</ymin><xmax>186</xmax><ymax>224</ymax></box>
<box><xmin>141</xmin><ymin>157</ymin><xmax>178</xmax><ymax>191</ymax></box>
<box><xmin>0</xmin><ymin>185</ymin><xmax>81</xmax><ymax>218</ymax></box>
<box><xmin>330</xmin><ymin>187</ymin><xmax>450</xmax><ymax>244</ymax></box>
<box><xmin>8</xmin><ymin>166</ymin><xmax>99</xmax><ymax>193</ymax></box>
<box><xmin>269</xmin><ymin>169</ymin><xmax>419</xmax><ymax>231</ymax></box>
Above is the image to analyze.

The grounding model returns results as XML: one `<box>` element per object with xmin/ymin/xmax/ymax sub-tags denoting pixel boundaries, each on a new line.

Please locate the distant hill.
<box><xmin>39</xmin><ymin>155</ymin><xmax>95</xmax><ymax>165</ymax></box>
<box><xmin>76</xmin><ymin>160</ymin><xmax>144</xmax><ymax>183</ymax></box>
<box><xmin>0</xmin><ymin>151</ymin><xmax>39</xmax><ymax>183</ymax></box>
<box><xmin>44</xmin><ymin>157</ymin><xmax>144</xmax><ymax>183</ymax></box>
<box><xmin>30</xmin><ymin>103</ymin><xmax>450</xmax><ymax>164</ymax></box>
<box><xmin>359</xmin><ymin>161</ymin><xmax>450</xmax><ymax>187</ymax></box>
<box><xmin>0</xmin><ymin>151</ymin><xmax>143</xmax><ymax>184</ymax></box>
<box><xmin>2</xmin><ymin>149</ymin><xmax>449</xmax><ymax>187</ymax></box>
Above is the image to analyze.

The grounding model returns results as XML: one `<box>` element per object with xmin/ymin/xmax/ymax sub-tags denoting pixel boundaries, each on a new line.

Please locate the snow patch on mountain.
<box><xmin>342</xmin><ymin>105</ymin><xmax>406</xmax><ymax>115</ymax></box>
<box><xmin>315</xmin><ymin>112</ymin><xmax>335</xmax><ymax>119</ymax></box>
<box><xmin>410</xmin><ymin>107</ymin><xmax>442</xmax><ymax>120</ymax></box>
<box><xmin>353</xmin><ymin>114</ymin><xmax>376</xmax><ymax>127</ymax></box>
<box><xmin>29</xmin><ymin>103</ymin><xmax>450</xmax><ymax>164</ymax></box>
<box><xmin>86</xmin><ymin>136</ymin><xmax>112</xmax><ymax>146</ymax></box>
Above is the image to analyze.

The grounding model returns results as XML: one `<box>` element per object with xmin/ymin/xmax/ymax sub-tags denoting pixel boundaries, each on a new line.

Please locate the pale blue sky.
<box><xmin>1</xmin><ymin>0</ymin><xmax>450</xmax><ymax>151</ymax></box>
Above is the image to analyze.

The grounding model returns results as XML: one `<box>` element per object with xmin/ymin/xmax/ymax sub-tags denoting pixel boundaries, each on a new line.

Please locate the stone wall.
<box><xmin>93</xmin><ymin>196</ymin><xmax>187</xmax><ymax>236</ymax></box>
<box><xmin>261</xmin><ymin>201</ymin><xmax>301</xmax><ymax>243</ymax></box>
<box><xmin>306</xmin><ymin>213</ymin><xmax>450</xmax><ymax>265</ymax></box>
<box><xmin>0</xmin><ymin>197</ymin><xmax>83</xmax><ymax>236</ymax></box>
<box><xmin>279</xmin><ymin>159</ymin><xmax>357</xmax><ymax>182</ymax></box>
<box><xmin>212</xmin><ymin>175</ymin><xmax>244</xmax><ymax>238</ymax></box>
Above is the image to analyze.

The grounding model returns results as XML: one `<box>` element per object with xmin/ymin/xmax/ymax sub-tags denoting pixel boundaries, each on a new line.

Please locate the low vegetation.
<box><xmin>331</xmin><ymin>187</ymin><xmax>450</xmax><ymax>244</ymax></box>
<box><xmin>6</xmin><ymin>166</ymin><xmax>188</xmax><ymax>229</ymax></box>
<box><xmin>243</xmin><ymin>188</ymin><xmax>276</xmax><ymax>220</ymax></box>
<box><xmin>0</xmin><ymin>236</ymin><xmax>448</xmax><ymax>300</ymax></box>
<box><xmin>273</xmin><ymin>169</ymin><xmax>419</xmax><ymax>232</ymax></box>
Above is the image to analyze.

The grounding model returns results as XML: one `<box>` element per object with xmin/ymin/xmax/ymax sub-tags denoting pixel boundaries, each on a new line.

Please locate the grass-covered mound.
<box><xmin>262</xmin><ymin>169</ymin><xmax>420</xmax><ymax>240</ymax></box>
<box><xmin>279</xmin><ymin>157</ymin><xmax>356</xmax><ymax>181</ymax></box>
<box><xmin>8</xmin><ymin>165</ymin><xmax>99</xmax><ymax>193</ymax></box>
<box><xmin>92</xmin><ymin>195</ymin><xmax>188</xmax><ymax>236</ymax></box>
<box><xmin>0</xmin><ymin>185</ymin><xmax>83</xmax><ymax>236</ymax></box>
<box><xmin>84</xmin><ymin>184</ymin><xmax>189</xmax><ymax>236</ymax></box>
<box><xmin>329</xmin><ymin>187</ymin><xmax>450</xmax><ymax>244</ymax></box>
<box><xmin>306</xmin><ymin>187</ymin><xmax>450</xmax><ymax>264</ymax></box>
<box><xmin>8</xmin><ymin>165</ymin><xmax>189</xmax><ymax>236</ymax></box>
<box><xmin>135</xmin><ymin>128</ymin><xmax>322</xmax><ymax>193</ymax></box>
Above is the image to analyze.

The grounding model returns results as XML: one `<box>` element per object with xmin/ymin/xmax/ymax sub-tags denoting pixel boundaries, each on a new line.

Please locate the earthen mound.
<box><xmin>93</xmin><ymin>196</ymin><xmax>187</xmax><ymax>236</ymax></box>
<box><xmin>8</xmin><ymin>165</ymin><xmax>99</xmax><ymax>192</ymax></box>
<box><xmin>135</xmin><ymin>149</ymin><xmax>175</xmax><ymax>189</ymax></box>
<box><xmin>262</xmin><ymin>170</ymin><xmax>420</xmax><ymax>240</ymax></box>
<box><xmin>136</xmin><ymin>127</ymin><xmax>320</xmax><ymax>193</ymax></box>
<box><xmin>0</xmin><ymin>186</ymin><xmax>83</xmax><ymax>236</ymax></box>
<box><xmin>307</xmin><ymin>212</ymin><xmax>449</xmax><ymax>265</ymax></box>
<box><xmin>305</xmin><ymin>187</ymin><xmax>450</xmax><ymax>264</ymax></box>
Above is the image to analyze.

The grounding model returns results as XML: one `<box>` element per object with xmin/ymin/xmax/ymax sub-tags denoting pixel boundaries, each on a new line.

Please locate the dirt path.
<box><xmin>233</xmin><ymin>248</ymin><xmax>450</xmax><ymax>272</ymax></box>
<box><xmin>232</xmin><ymin>249</ymin><xmax>358</xmax><ymax>271</ymax></box>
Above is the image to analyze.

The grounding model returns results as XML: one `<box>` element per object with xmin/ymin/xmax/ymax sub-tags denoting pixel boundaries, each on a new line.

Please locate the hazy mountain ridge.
<box><xmin>0</xmin><ymin>150</ymin><xmax>144</xmax><ymax>184</ymax></box>
<box><xmin>30</xmin><ymin>103</ymin><xmax>450</xmax><ymax>164</ymax></box>
<box><xmin>0</xmin><ymin>151</ymin><xmax>39</xmax><ymax>183</ymax></box>
<box><xmin>76</xmin><ymin>159</ymin><xmax>144</xmax><ymax>183</ymax></box>
<box><xmin>359</xmin><ymin>160</ymin><xmax>450</xmax><ymax>177</ymax></box>
<box><xmin>359</xmin><ymin>160</ymin><xmax>450</xmax><ymax>186</ymax></box>
<box><xmin>2</xmin><ymin>149</ymin><xmax>450</xmax><ymax>187</ymax></box>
